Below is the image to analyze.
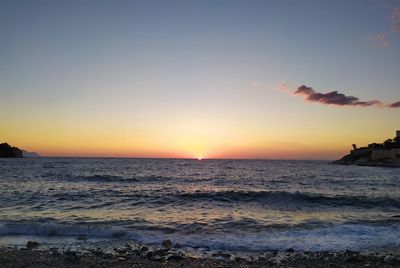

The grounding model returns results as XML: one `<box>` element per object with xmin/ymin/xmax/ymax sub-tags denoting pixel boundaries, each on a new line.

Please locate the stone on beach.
<box><xmin>212</xmin><ymin>252</ymin><xmax>231</xmax><ymax>260</ymax></box>
<box><xmin>26</xmin><ymin>241</ymin><xmax>39</xmax><ymax>250</ymax></box>
<box><xmin>162</xmin><ymin>239</ymin><xmax>173</xmax><ymax>249</ymax></box>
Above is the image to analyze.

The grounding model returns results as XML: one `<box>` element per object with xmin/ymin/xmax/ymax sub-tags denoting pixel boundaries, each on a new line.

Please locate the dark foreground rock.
<box><xmin>1</xmin><ymin>246</ymin><xmax>400</xmax><ymax>268</ymax></box>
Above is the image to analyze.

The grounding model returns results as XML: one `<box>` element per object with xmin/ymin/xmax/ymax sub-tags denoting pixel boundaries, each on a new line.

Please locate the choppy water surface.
<box><xmin>0</xmin><ymin>158</ymin><xmax>399</xmax><ymax>251</ymax></box>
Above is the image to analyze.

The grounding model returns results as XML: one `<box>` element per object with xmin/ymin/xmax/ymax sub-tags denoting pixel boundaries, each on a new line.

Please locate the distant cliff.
<box><xmin>22</xmin><ymin>150</ymin><xmax>41</xmax><ymax>157</ymax></box>
<box><xmin>0</xmin><ymin>143</ymin><xmax>23</xmax><ymax>158</ymax></box>
<box><xmin>333</xmin><ymin>136</ymin><xmax>400</xmax><ymax>168</ymax></box>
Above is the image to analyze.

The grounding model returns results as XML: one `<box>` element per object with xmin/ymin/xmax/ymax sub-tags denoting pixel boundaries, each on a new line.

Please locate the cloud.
<box><xmin>293</xmin><ymin>85</ymin><xmax>384</xmax><ymax>107</ymax></box>
<box><xmin>389</xmin><ymin>101</ymin><xmax>400</xmax><ymax>108</ymax></box>
<box><xmin>366</xmin><ymin>6</ymin><xmax>400</xmax><ymax>49</ymax></box>
<box><xmin>391</xmin><ymin>7</ymin><xmax>400</xmax><ymax>33</ymax></box>
<box><xmin>369</xmin><ymin>33</ymin><xmax>390</xmax><ymax>48</ymax></box>
<box><xmin>274</xmin><ymin>81</ymin><xmax>291</xmax><ymax>94</ymax></box>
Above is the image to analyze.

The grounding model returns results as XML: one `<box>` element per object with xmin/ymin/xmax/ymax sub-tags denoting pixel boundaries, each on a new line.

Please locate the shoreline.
<box><xmin>1</xmin><ymin>242</ymin><xmax>400</xmax><ymax>268</ymax></box>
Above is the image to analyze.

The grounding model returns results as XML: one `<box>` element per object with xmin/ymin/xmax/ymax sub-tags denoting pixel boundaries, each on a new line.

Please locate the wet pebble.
<box><xmin>167</xmin><ymin>254</ymin><xmax>185</xmax><ymax>261</ymax></box>
<box><xmin>50</xmin><ymin>247</ymin><xmax>60</xmax><ymax>256</ymax></box>
<box><xmin>116</xmin><ymin>248</ymin><xmax>128</xmax><ymax>254</ymax></box>
<box><xmin>90</xmin><ymin>248</ymin><xmax>104</xmax><ymax>256</ymax></box>
<box><xmin>383</xmin><ymin>254</ymin><xmax>398</xmax><ymax>264</ymax></box>
<box><xmin>162</xmin><ymin>239</ymin><xmax>173</xmax><ymax>249</ymax></box>
<box><xmin>64</xmin><ymin>251</ymin><xmax>79</xmax><ymax>263</ymax></box>
<box><xmin>212</xmin><ymin>252</ymin><xmax>231</xmax><ymax>260</ymax></box>
<box><xmin>26</xmin><ymin>241</ymin><xmax>39</xmax><ymax>250</ymax></box>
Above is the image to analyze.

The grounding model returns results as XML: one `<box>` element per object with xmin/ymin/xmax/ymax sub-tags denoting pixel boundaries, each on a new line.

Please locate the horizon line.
<box><xmin>19</xmin><ymin>156</ymin><xmax>333</xmax><ymax>161</ymax></box>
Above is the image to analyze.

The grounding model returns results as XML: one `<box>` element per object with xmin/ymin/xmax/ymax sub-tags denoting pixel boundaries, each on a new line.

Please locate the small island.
<box><xmin>333</xmin><ymin>130</ymin><xmax>400</xmax><ymax>167</ymax></box>
<box><xmin>0</xmin><ymin>143</ymin><xmax>23</xmax><ymax>158</ymax></box>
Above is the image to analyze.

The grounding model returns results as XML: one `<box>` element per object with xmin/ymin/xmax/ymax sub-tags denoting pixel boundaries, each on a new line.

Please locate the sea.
<box><xmin>0</xmin><ymin>158</ymin><xmax>399</xmax><ymax>252</ymax></box>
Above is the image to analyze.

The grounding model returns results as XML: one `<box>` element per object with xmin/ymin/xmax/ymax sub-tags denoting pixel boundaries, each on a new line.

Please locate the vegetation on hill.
<box><xmin>353</xmin><ymin>136</ymin><xmax>400</xmax><ymax>151</ymax></box>
<box><xmin>334</xmin><ymin>135</ymin><xmax>400</xmax><ymax>167</ymax></box>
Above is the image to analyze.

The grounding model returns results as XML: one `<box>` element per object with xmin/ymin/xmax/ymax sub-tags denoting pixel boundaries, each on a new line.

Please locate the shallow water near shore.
<box><xmin>1</xmin><ymin>158</ymin><xmax>399</xmax><ymax>252</ymax></box>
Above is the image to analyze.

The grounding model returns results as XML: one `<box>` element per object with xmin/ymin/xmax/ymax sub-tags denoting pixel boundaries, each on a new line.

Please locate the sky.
<box><xmin>1</xmin><ymin>0</ymin><xmax>400</xmax><ymax>160</ymax></box>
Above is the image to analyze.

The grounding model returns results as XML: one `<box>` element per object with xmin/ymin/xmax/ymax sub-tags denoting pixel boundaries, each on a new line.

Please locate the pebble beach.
<box><xmin>1</xmin><ymin>240</ymin><xmax>400</xmax><ymax>268</ymax></box>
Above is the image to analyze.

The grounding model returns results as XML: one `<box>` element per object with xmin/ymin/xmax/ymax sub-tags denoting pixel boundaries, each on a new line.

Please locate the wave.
<box><xmin>74</xmin><ymin>174</ymin><xmax>172</xmax><ymax>183</ymax></box>
<box><xmin>58</xmin><ymin>175</ymin><xmax>397</xmax><ymax>210</ymax></box>
<box><xmin>175</xmin><ymin>190</ymin><xmax>400</xmax><ymax>209</ymax></box>
<box><xmin>5</xmin><ymin>186</ymin><xmax>400</xmax><ymax>210</ymax></box>
<box><xmin>42</xmin><ymin>188</ymin><xmax>400</xmax><ymax>210</ymax></box>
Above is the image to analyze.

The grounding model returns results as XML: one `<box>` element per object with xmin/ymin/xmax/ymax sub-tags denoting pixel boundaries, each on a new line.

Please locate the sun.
<box><xmin>197</xmin><ymin>157</ymin><xmax>202</xmax><ymax>160</ymax></box>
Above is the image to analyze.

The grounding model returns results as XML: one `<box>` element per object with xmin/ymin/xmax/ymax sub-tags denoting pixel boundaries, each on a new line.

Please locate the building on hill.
<box><xmin>334</xmin><ymin>130</ymin><xmax>400</xmax><ymax>167</ymax></box>
<box><xmin>371</xmin><ymin>149</ymin><xmax>400</xmax><ymax>161</ymax></box>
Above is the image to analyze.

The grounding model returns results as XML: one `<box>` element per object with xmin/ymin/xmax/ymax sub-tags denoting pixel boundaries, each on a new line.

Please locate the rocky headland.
<box><xmin>333</xmin><ymin>134</ymin><xmax>400</xmax><ymax>167</ymax></box>
<box><xmin>0</xmin><ymin>143</ymin><xmax>23</xmax><ymax>158</ymax></box>
<box><xmin>0</xmin><ymin>143</ymin><xmax>41</xmax><ymax>158</ymax></box>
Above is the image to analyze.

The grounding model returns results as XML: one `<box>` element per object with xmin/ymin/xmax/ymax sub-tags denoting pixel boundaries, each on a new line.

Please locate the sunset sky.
<box><xmin>1</xmin><ymin>0</ymin><xmax>400</xmax><ymax>159</ymax></box>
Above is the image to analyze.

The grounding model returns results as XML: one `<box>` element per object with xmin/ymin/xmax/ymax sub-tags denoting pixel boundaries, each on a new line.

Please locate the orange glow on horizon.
<box><xmin>2</xmin><ymin>109</ymin><xmax>399</xmax><ymax>161</ymax></box>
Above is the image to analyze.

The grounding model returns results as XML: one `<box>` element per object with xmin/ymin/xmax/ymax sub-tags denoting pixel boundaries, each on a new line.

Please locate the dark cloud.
<box><xmin>389</xmin><ymin>101</ymin><xmax>400</xmax><ymax>108</ymax></box>
<box><xmin>293</xmin><ymin>85</ymin><xmax>384</xmax><ymax>107</ymax></box>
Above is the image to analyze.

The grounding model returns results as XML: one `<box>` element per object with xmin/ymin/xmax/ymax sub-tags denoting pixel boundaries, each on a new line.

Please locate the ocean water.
<box><xmin>0</xmin><ymin>158</ymin><xmax>399</xmax><ymax>252</ymax></box>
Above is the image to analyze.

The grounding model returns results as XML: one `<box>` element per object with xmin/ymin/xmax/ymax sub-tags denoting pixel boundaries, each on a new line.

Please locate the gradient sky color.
<box><xmin>1</xmin><ymin>0</ymin><xmax>400</xmax><ymax>159</ymax></box>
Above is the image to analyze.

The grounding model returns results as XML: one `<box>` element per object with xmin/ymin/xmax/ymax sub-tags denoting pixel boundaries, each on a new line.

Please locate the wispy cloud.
<box><xmin>369</xmin><ymin>33</ymin><xmax>390</xmax><ymax>48</ymax></box>
<box><xmin>367</xmin><ymin>6</ymin><xmax>400</xmax><ymax>49</ymax></box>
<box><xmin>274</xmin><ymin>81</ymin><xmax>291</xmax><ymax>94</ymax></box>
<box><xmin>391</xmin><ymin>7</ymin><xmax>400</xmax><ymax>33</ymax></box>
<box><xmin>293</xmin><ymin>85</ymin><xmax>383</xmax><ymax>107</ymax></box>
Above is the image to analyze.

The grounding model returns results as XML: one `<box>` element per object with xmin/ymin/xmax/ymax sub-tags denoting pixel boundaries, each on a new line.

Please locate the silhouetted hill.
<box><xmin>0</xmin><ymin>143</ymin><xmax>23</xmax><ymax>158</ymax></box>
